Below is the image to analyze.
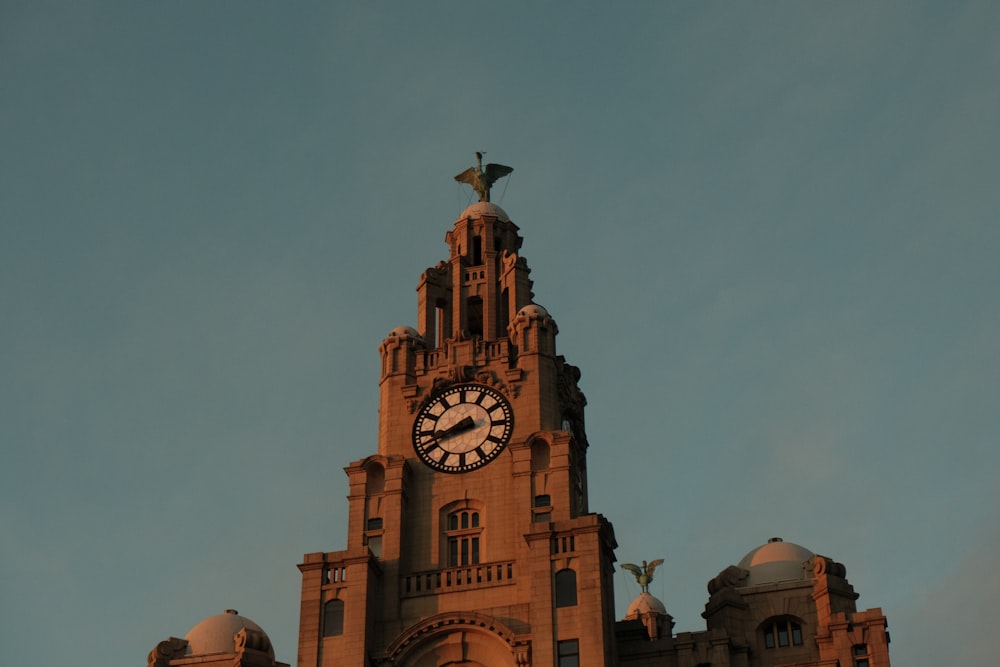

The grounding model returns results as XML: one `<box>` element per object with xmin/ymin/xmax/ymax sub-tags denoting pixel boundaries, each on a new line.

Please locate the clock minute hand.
<box><xmin>434</xmin><ymin>416</ymin><xmax>475</xmax><ymax>439</ymax></box>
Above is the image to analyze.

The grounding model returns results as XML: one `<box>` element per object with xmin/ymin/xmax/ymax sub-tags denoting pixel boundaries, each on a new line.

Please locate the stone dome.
<box><xmin>458</xmin><ymin>201</ymin><xmax>511</xmax><ymax>223</ymax></box>
<box><xmin>737</xmin><ymin>537</ymin><xmax>815</xmax><ymax>586</ymax></box>
<box><xmin>387</xmin><ymin>325</ymin><xmax>421</xmax><ymax>339</ymax></box>
<box><xmin>516</xmin><ymin>304</ymin><xmax>549</xmax><ymax>318</ymax></box>
<box><xmin>625</xmin><ymin>591</ymin><xmax>667</xmax><ymax>619</ymax></box>
<box><xmin>184</xmin><ymin>609</ymin><xmax>274</xmax><ymax>658</ymax></box>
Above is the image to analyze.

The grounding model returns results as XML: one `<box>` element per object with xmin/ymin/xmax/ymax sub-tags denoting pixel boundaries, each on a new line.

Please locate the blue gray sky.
<box><xmin>2</xmin><ymin>2</ymin><xmax>998</xmax><ymax>665</ymax></box>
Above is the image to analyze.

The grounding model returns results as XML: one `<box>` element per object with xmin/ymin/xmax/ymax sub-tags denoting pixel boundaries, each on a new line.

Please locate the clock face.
<box><xmin>412</xmin><ymin>384</ymin><xmax>514</xmax><ymax>473</ymax></box>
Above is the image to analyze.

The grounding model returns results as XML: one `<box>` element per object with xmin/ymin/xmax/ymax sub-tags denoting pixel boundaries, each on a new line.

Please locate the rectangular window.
<box><xmin>777</xmin><ymin>625</ymin><xmax>789</xmax><ymax>647</ymax></box>
<box><xmin>557</xmin><ymin>640</ymin><xmax>580</xmax><ymax>667</ymax></box>
<box><xmin>323</xmin><ymin>600</ymin><xmax>344</xmax><ymax>637</ymax></box>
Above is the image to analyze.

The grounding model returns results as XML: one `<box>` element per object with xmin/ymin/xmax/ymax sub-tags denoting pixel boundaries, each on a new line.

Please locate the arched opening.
<box><xmin>322</xmin><ymin>599</ymin><xmax>344</xmax><ymax>637</ymax></box>
<box><xmin>555</xmin><ymin>569</ymin><xmax>577</xmax><ymax>607</ymax></box>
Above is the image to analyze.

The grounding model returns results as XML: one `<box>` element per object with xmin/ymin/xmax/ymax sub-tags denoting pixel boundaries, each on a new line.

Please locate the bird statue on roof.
<box><xmin>621</xmin><ymin>559</ymin><xmax>664</xmax><ymax>593</ymax></box>
<box><xmin>454</xmin><ymin>151</ymin><xmax>513</xmax><ymax>203</ymax></box>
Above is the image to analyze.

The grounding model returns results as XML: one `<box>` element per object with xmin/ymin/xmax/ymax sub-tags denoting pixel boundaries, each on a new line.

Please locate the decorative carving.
<box><xmin>454</xmin><ymin>152</ymin><xmax>513</xmax><ymax>203</ymax></box>
<box><xmin>233</xmin><ymin>626</ymin><xmax>276</xmax><ymax>662</ymax></box>
<box><xmin>410</xmin><ymin>370</ymin><xmax>515</xmax><ymax>412</ymax></box>
<box><xmin>707</xmin><ymin>565</ymin><xmax>749</xmax><ymax>595</ymax></box>
<box><xmin>812</xmin><ymin>555</ymin><xmax>847</xmax><ymax>578</ymax></box>
<box><xmin>385</xmin><ymin>611</ymin><xmax>526</xmax><ymax>665</ymax></box>
<box><xmin>557</xmin><ymin>360</ymin><xmax>587</xmax><ymax>445</ymax></box>
<box><xmin>147</xmin><ymin>637</ymin><xmax>187</xmax><ymax>667</ymax></box>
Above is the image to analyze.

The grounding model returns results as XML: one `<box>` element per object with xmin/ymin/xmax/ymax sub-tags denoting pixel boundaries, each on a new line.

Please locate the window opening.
<box><xmin>472</xmin><ymin>235</ymin><xmax>483</xmax><ymax>265</ymax></box>
<box><xmin>322</xmin><ymin>599</ymin><xmax>344</xmax><ymax>637</ymax></box>
<box><xmin>853</xmin><ymin>644</ymin><xmax>870</xmax><ymax>667</ymax></box>
<box><xmin>533</xmin><ymin>493</ymin><xmax>552</xmax><ymax>523</ymax></box>
<box><xmin>445</xmin><ymin>509</ymin><xmax>481</xmax><ymax>566</ymax></box>
<box><xmin>467</xmin><ymin>297</ymin><xmax>483</xmax><ymax>337</ymax></box>
<box><xmin>557</xmin><ymin>640</ymin><xmax>580</xmax><ymax>667</ymax></box>
<box><xmin>763</xmin><ymin>618</ymin><xmax>803</xmax><ymax>649</ymax></box>
<box><xmin>555</xmin><ymin>569</ymin><xmax>578</xmax><ymax>607</ymax></box>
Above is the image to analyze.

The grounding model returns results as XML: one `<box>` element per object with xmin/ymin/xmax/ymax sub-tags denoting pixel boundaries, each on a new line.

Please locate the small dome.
<box><xmin>625</xmin><ymin>591</ymin><xmax>667</xmax><ymax>619</ymax></box>
<box><xmin>184</xmin><ymin>609</ymin><xmax>273</xmax><ymax>658</ymax></box>
<box><xmin>459</xmin><ymin>201</ymin><xmax>511</xmax><ymax>223</ymax></box>
<box><xmin>388</xmin><ymin>325</ymin><xmax>421</xmax><ymax>339</ymax></box>
<box><xmin>737</xmin><ymin>537</ymin><xmax>815</xmax><ymax>586</ymax></box>
<box><xmin>516</xmin><ymin>304</ymin><xmax>549</xmax><ymax>318</ymax></box>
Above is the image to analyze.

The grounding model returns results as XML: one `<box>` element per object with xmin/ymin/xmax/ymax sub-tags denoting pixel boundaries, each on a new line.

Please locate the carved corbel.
<box><xmin>147</xmin><ymin>637</ymin><xmax>188</xmax><ymax>667</ymax></box>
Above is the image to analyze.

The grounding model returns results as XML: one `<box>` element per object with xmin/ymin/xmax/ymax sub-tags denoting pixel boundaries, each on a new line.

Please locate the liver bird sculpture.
<box><xmin>621</xmin><ymin>559</ymin><xmax>664</xmax><ymax>593</ymax></box>
<box><xmin>454</xmin><ymin>152</ymin><xmax>513</xmax><ymax>203</ymax></box>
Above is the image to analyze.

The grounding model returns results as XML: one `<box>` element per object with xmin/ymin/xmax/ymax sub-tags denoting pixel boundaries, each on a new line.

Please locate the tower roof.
<box><xmin>625</xmin><ymin>591</ymin><xmax>668</xmax><ymax>618</ymax></box>
<box><xmin>183</xmin><ymin>609</ymin><xmax>274</xmax><ymax>658</ymax></box>
<box><xmin>457</xmin><ymin>201</ymin><xmax>511</xmax><ymax>223</ymax></box>
<box><xmin>736</xmin><ymin>537</ymin><xmax>815</xmax><ymax>586</ymax></box>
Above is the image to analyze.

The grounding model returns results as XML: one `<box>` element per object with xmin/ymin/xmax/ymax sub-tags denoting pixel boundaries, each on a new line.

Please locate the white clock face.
<box><xmin>412</xmin><ymin>384</ymin><xmax>514</xmax><ymax>473</ymax></box>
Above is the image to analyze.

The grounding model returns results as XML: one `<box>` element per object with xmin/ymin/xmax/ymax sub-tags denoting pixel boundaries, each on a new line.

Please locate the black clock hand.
<box><xmin>434</xmin><ymin>416</ymin><xmax>475</xmax><ymax>439</ymax></box>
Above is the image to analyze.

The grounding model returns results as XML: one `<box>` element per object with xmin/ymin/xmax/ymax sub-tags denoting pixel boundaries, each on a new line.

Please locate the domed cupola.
<box><xmin>147</xmin><ymin>609</ymin><xmax>288</xmax><ymax>667</ymax></box>
<box><xmin>737</xmin><ymin>537</ymin><xmax>815</xmax><ymax>587</ymax></box>
<box><xmin>183</xmin><ymin>609</ymin><xmax>275</xmax><ymax>658</ymax></box>
<box><xmin>509</xmin><ymin>303</ymin><xmax>558</xmax><ymax>357</ymax></box>
<box><xmin>621</xmin><ymin>559</ymin><xmax>673</xmax><ymax>640</ymax></box>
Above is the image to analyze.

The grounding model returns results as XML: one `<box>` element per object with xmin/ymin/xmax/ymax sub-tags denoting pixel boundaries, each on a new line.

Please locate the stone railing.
<box><xmin>402</xmin><ymin>561</ymin><xmax>515</xmax><ymax>598</ymax></box>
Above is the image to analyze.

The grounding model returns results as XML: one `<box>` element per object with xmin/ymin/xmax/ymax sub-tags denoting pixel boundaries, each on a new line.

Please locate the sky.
<box><xmin>2</xmin><ymin>2</ymin><xmax>998</xmax><ymax>665</ymax></box>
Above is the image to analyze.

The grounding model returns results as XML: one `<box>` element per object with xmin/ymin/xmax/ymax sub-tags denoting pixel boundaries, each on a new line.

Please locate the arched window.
<box><xmin>446</xmin><ymin>509</ymin><xmax>481</xmax><ymax>566</ymax></box>
<box><xmin>322</xmin><ymin>599</ymin><xmax>344</xmax><ymax>637</ymax></box>
<box><xmin>762</xmin><ymin>617</ymin><xmax>803</xmax><ymax>648</ymax></box>
<box><xmin>555</xmin><ymin>569</ymin><xmax>577</xmax><ymax>607</ymax></box>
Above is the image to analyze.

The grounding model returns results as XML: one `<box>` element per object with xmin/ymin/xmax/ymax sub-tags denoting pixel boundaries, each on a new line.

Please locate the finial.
<box><xmin>621</xmin><ymin>559</ymin><xmax>664</xmax><ymax>593</ymax></box>
<box><xmin>454</xmin><ymin>152</ymin><xmax>513</xmax><ymax>202</ymax></box>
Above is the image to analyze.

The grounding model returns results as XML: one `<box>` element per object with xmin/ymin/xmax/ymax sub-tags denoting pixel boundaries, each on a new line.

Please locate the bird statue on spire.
<box><xmin>454</xmin><ymin>151</ymin><xmax>513</xmax><ymax>203</ymax></box>
<box><xmin>621</xmin><ymin>559</ymin><xmax>664</xmax><ymax>593</ymax></box>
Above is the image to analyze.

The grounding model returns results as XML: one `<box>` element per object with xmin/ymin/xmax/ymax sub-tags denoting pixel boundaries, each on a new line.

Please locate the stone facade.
<box><xmin>147</xmin><ymin>196</ymin><xmax>891</xmax><ymax>667</ymax></box>
<box><xmin>617</xmin><ymin>538</ymin><xmax>891</xmax><ymax>667</ymax></box>
<box><xmin>295</xmin><ymin>201</ymin><xmax>619</xmax><ymax>667</ymax></box>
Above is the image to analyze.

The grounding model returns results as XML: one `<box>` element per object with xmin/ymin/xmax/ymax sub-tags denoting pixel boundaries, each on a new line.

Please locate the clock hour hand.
<box><xmin>434</xmin><ymin>416</ymin><xmax>475</xmax><ymax>439</ymax></box>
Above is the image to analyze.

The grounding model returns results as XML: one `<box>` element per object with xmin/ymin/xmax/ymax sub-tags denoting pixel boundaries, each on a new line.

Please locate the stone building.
<box><xmin>147</xmin><ymin>175</ymin><xmax>891</xmax><ymax>667</ymax></box>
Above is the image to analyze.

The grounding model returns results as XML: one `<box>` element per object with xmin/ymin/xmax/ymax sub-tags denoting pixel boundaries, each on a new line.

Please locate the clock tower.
<box><xmin>295</xmin><ymin>162</ymin><xmax>619</xmax><ymax>667</ymax></box>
